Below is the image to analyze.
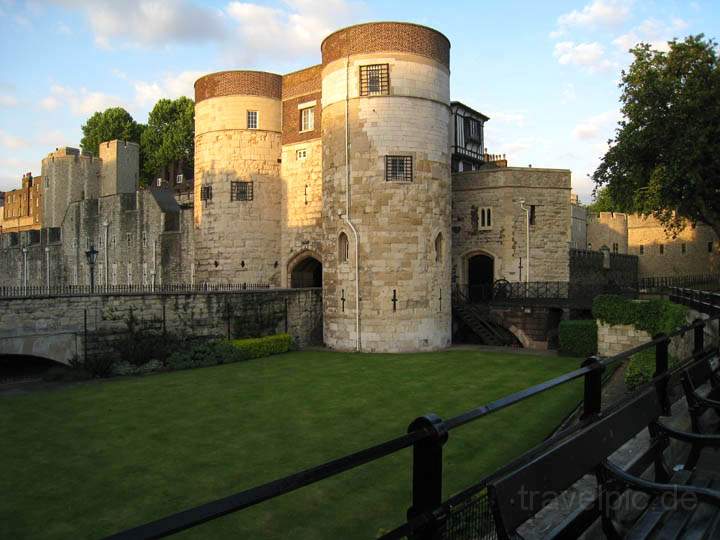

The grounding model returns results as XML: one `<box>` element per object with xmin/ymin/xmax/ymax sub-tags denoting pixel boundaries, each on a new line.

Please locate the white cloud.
<box><xmin>0</xmin><ymin>130</ymin><xmax>29</xmax><ymax>149</ymax></box>
<box><xmin>556</xmin><ymin>0</ymin><xmax>632</xmax><ymax>32</ymax></box>
<box><xmin>613</xmin><ymin>17</ymin><xmax>689</xmax><ymax>53</ymax></box>
<box><xmin>0</xmin><ymin>93</ymin><xmax>17</xmax><ymax>107</ymax></box>
<box><xmin>225</xmin><ymin>0</ymin><xmax>363</xmax><ymax>63</ymax></box>
<box><xmin>487</xmin><ymin>110</ymin><xmax>527</xmax><ymax>127</ymax></box>
<box><xmin>573</xmin><ymin>110</ymin><xmax>619</xmax><ymax>140</ymax></box>
<box><xmin>52</xmin><ymin>0</ymin><xmax>225</xmax><ymax>48</ymax></box>
<box><xmin>133</xmin><ymin>70</ymin><xmax>205</xmax><ymax>106</ymax></box>
<box><xmin>561</xmin><ymin>83</ymin><xmax>577</xmax><ymax>103</ymax></box>
<box><xmin>56</xmin><ymin>21</ymin><xmax>72</xmax><ymax>35</ymax></box>
<box><xmin>554</xmin><ymin>41</ymin><xmax>614</xmax><ymax>72</ymax></box>
<box><xmin>39</xmin><ymin>84</ymin><xmax>125</xmax><ymax>116</ymax></box>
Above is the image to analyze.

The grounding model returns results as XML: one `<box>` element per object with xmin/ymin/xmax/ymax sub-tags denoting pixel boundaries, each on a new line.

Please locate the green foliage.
<box><xmin>80</xmin><ymin>107</ymin><xmax>143</xmax><ymax>156</ymax></box>
<box><xmin>592</xmin><ymin>295</ymin><xmax>688</xmax><ymax>336</ymax></box>
<box><xmin>559</xmin><ymin>320</ymin><xmax>598</xmax><ymax>357</ymax></box>
<box><xmin>586</xmin><ymin>186</ymin><xmax>616</xmax><ymax>212</ymax></box>
<box><xmin>140</xmin><ymin>97</ymin><xmax>194</xmax><ymax>185</ymax></box>
<box><xmin>625</xmin><ymin>349</ymin><xmax>683</xmax><ymax>390</ymax></box>
<box><xmin>167</xmin><ymin>334</ymin><xmax>293</xmax><ymax>371</ymax></box>
<box><xmin>111</xmin><ymin>359</ymin><xmax>164</xmax><ymax>377</ymax></box>
<box><xmin>593</xmin><ymin>35</ymin><xmax>720</xmax><ymax>238</ymax></box>
<box><xmin>69</xmin><ymin>354</ymin><xmax>115</xmax><ymax>378</ymax></box>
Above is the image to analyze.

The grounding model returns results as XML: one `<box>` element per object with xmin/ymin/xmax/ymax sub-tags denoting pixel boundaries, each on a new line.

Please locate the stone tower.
<box><xmin>193</xmin><ymin>71</ymin><xmax>283</xmax><ymax>284</ymax></box>
<box><xmin>99</xmin><ymin>140</ymin><xmax>139</xmax><ymax>197</ymax></box>
<box><xmin>320</xmin><ymin>22</ymin><xmax>453</xmax><ymax>352</ymax></box>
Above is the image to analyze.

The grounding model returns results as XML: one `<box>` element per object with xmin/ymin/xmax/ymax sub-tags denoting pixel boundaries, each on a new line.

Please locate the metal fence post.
<box><xmin>653</xmin><ymin>334</ymin><xmax>670</xmax><ymax>416</ymax></box>
<box><xmin>407</xmin><ymin>413</ymin><xmax>448</xmax><ymax>540</ymax></box>
<box><xmin>581</xmin><ymin>356</ymin><xmax>604</xmax><ymax>420</ymax></box>
<box><xmin>693</xmin><ymin>319</ymin><xmax>705</xmax><ymax>357</ymax></box>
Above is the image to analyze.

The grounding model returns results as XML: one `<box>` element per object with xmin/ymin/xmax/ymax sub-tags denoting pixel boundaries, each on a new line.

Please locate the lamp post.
<box><xmin>103</xmin><ymin>220</ymin><xmax>110</xmax><ymax>287</ymax></box>
<box><xmin>45</xmin><ymin>246</ymin><xmax>50</xmax><ymax>291</ymax></box>
<box><xmin>85</xmin><ymin>245</ymin><xmax>98</xmax><ymax>292</ymax></box>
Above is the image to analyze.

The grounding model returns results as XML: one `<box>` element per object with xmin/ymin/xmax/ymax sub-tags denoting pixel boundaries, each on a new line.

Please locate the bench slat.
<box><xmin>626</xmin><ymin>470</ymin><xmax>692</xmax><ymax>540</ymax></box>
<box><xmin>674</xmin><ymin>474</ymin><xmax>720</xmax><ymax>540</ymax></box>
<box><xmin>490</xmin><ymin>389</ymin><xmax>663</xmax><ymax>534</ymax></box>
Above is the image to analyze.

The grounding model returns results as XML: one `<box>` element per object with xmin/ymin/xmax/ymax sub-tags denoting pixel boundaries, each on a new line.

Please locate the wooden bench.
<box><xmin>681</xmin><ymin>357</ymin><xmax>720</xmax><ymax>435</ymax></box>
<box><xmin>489</xmin><ymin>388</ymin><xmax>720</xmax><ymax>539</ymax></box>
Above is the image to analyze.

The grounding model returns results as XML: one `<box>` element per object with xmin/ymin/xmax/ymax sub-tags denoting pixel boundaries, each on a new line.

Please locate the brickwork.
<box><xmin>1</xmin><ymin>173</ymin><xmax>43</xmax><ymax>233</ymax></box>
<box><xmin>194</xmin><ymin>71</ymin><xmax>282</xmax><ymax>103</ymax></box>
<box><xmin>321</xmin><ymin>22</ymin><xmax>450</xmax><ymax>68</ymax></box>
<box><xmin>282</xmin><ymin>91</ymin><xmax>322</xmax><ymax>145</ymax></box>
<box><xmin>452</xmin><ymin>167</ymin><xmax>572</xmax><ymax>285</ymax></box>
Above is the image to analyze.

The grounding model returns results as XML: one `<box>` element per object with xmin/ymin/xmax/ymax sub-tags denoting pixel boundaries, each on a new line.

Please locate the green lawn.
<box><xmin>0</xmin><ymin>350</ymin><xmax>582</xmax><ymax>539</ymax></box>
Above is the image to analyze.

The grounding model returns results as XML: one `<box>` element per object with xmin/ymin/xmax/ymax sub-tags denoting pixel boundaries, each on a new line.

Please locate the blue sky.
<box><xmin>0</xmin><ymin>0</ymin><xmax>716</xmax><ymax>201</ymax></box>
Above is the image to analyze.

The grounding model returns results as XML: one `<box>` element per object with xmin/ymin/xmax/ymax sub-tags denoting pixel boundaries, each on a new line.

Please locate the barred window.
<box><xmin>360</xmin><ymin>64</ymin><xmax>389</xmax><ymax>96</ymax></box>
<box><xmin>479</xmin><ymin>207</ymin><xmax>492</xmax><ymax>229</ymax></box>
<box><xmin>231</xmin><ymin>181</ymin><xmax>253</xmax><ymax>201</ymax></box>
<box><xmin>247</xmin><ymin>110</ymin><xmax>258</xmax><ymax>129</ymax></box>
<box><xmin>385</xmin><ymin>156</ymin><xmax>413</xmax><ymax>182</ymax></box>
<box><xmin>300</xmin><ymin>107</ymin><xmax>314</xmax><ymax>132</ymax></box>
<box><xmin>200</xmin><ymin>185</ymin><xmax>213</xmax><ymax>201</ymax></box>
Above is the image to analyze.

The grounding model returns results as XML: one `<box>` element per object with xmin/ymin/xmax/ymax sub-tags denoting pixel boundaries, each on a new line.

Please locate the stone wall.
<box><xmin>452</xmin><ymin>167</ymin><xmax>572</xmax><ymax>284</ymax></box>
<box><xmin>0</xmin><ymin>288</ymin><xmax>323</xmax><ymax>363</ymax></box>
<box><xmin>587</xmin><ymin>211</ymin><xmax>628</xmax><ymax>253</ymax></box>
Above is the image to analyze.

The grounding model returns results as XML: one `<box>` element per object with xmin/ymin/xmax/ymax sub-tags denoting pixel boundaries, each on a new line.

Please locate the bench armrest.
<box><xmin>653</xmin><ymin>420</ymin><xmax>720</xmax><ymax>448</ymax></box>
<box><xmin>694</xmin><ymin>393</ymin><xmax>720</xmax><ymax>410</ymax></box>
<box><xmin>602</xmin><ymin>459</ymin><xmax>720</xmax><ymax>507</ymax></box>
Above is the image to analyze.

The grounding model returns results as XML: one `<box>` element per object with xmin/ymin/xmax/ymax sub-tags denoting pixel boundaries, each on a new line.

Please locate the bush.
<box><xmin>111</xmin><ymin>359</ymin><xmax>164</xmax><ymax>377</ymax></box>
<box><xmin>592</xmin><ymin>295</ymin><xmax>688</xmax><ymax>336</ymax></box>
<box><xmin>69</xmin><ymin>354</ymin><xmax>115</xmax><ymax>378</ymax></box>
<box><xmin>559</xmin><ymin>320</ymin><xmax>598</xmax><ymax>357</ymax></box>
<box><xmin>624</xmin><ymin>349</ymin><xmax>683</xmax><ymax>390</ymax></box>
<box><xmin>166</xmin><ymin>334</ymin><xmax>292</xmax><ymax>371</ymax></box>
<box><xmin>113</xmin><ymin>330</ymin><xmax>185</xmax><ymax>367</ymax></box>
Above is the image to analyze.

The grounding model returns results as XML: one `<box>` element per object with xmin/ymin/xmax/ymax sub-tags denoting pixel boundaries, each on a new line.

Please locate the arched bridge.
<box><xmin>0</xmin><ymin>329</ymin><xmax>81</xmax><ymax>365</ymax></box>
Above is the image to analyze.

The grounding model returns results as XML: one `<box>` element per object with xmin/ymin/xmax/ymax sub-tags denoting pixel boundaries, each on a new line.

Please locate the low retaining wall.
<box><xmin>0</xmin><ymin>288</ymin><xmax>323</xmax><ymax>364</ymax></box>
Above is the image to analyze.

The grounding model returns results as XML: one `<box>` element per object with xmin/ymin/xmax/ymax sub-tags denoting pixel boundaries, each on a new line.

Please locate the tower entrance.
<box><xmin>468</xmin><ymin>254</ymin><xmax>494</xmax><ymax>302</ymax></box>
<box><xmin>290</xmin><ymin>255</ymin><xmax>322</xmax><ymax>288</ymax></box>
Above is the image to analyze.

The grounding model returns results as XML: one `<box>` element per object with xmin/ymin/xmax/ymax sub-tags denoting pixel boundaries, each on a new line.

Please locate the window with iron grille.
<box><xmin>48</xmin><ymin>227</ymin><xmax>61</xmax><ymax>244</ymax></box>
<box><xmin>200</xmin><ymin>185</ymin><xmax>213</xmax><ymax>201</ymax></box>
<box><xmin>385</xmin><ymin>156</ymin><xmax>413</xmax><ymax>182</ymax></box>
<box><xmin>231</xmin><ymin>181</ymin><xmax>253</xmax><ymax>201</ymax></box>
<box><xmin>247</xmin><ymin>110</ymin><xmax>258</xmax><ymax>129</ymax></box>
<box><xmin>360</xmin><ymin>64</ymin><xmax>389</xmax><ymax>96</ymax></box>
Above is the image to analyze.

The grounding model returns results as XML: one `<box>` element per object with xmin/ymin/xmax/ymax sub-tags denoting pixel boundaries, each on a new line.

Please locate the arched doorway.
<box><xmin>290</xmin><ymin>255</ymin><xmax>322</xmax><ymax>288</ymax></box>
<box><xmin>468</xmin><ymin>253</ymin><xmax>494</xmax><ymax>302</ymax></box>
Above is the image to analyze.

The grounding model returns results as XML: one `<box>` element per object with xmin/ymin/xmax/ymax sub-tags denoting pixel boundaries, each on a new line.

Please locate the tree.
<box><xmin>586</xmin><ymin>186</ymin><xmax>616</xmax><ymax>212</ymax></box>
<box><xmin>80</xmin><ymin>107</ymin><xmax>143</xmax><ymax>156</ymax></box>
<box><xmin>593</xmin><ymin>35</ymin><xmax>720</xmax><ymax>238</ymax></box>
<box><xmin>141</xmin><ymin>97</ymin><xmax>194</xmax><ymax>186</ymax></box>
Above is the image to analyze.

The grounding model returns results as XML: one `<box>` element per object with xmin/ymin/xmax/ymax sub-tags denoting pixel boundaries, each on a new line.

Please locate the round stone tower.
<box><xmin>321</xmin><ymin>22</ymin><xmax>452</xmax><ymax>352</ymax></box>
<box><xmin>193</xmin><ymin>71</ymin><xmax>283</xmax><ymax>285</ymax></box>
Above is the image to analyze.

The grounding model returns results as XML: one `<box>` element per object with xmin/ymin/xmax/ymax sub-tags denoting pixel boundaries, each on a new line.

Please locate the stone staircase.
<box><xmin>452</xmin><ymin>302</ymin><xmax>516</xmax><ymax>346</ymax></box>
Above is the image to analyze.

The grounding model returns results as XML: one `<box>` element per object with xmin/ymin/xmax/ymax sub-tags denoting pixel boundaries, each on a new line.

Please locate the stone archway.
<box><xmin>467</xmin><ymin>253</ymin><xmax>494</xmax><ymax>302</ymax></box>
<box><xmin>288</xmin><ymin>251</ymin><xmax>322</xmax><ymax>288</ymax></box>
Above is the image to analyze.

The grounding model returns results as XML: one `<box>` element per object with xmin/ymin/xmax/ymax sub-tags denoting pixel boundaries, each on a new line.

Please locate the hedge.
<box><xmin>559</xmin><ymin>320</ymin><xmax>598</xmax><ymax>357</ymax></box>
<box><xmin>167</xmin><ymin>334</ymin><xmax>293</xmax><ymax>371</ymax></box>
<box><xmin>592</xmin><ymin>295</ymin><xmax>688</xmax><ymax>336</ymax></box>
<box><xmin>625</xmin><ymin>349</ymin><xmax>682</xmax><ymax>390</ymax></box>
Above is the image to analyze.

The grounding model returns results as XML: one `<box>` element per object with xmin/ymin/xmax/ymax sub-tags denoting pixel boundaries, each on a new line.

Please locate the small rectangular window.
<box><xmin>385</xmin><ymin>156</ymin><xmax>413</xmax><ymax>182</ymax></box>
<box><xmin>659</xmin><ymin>244</ymin><xmax>664</xmax><ymax>254</ymax></box>
<box><xmin>709</xmin><ymin>241</ymin><xmax>714</xmax><ymax>253</ymax></box>
<box><xmin>49</xmin><ymin>227</ymin><xmax>61</xmax><ymax>244</ymax></box>
<box><xmin>156</xmin><ymin>178</ymin><xmax>162</xmax><ymax>187</ymax></box>
<box><xmin>231</xmin><ymin>181</ymin><xmax>253</xmax><ymax>201</ymax></box>
<box><xmin>479</xmin><ymin>207</ymin><xmax>492</xmax><ymax>229</ymax></box>
<box><xmin>176</xmin><ymin>174</ymin><xmax>183</xmax><ymax>184</ymax></box>
<box><xmin>681</xmin><ymin>243</ymin><xmax>686</xmax><ymax>254</ymax></box>
<box><xmin>247</xmin><ymin>110</ymin><xmax>258</xmax><ymax>129</ymax></box>
<box><xmin>529</xmin><ymin>205</ymin><xmax>536</xmax><ymax>225</ymax></box>
<box><xmin>200</xmin><ymin>185</ymin><xmax>213</xmax><ymax>201</ymax></box>
<box><xmin>639</xmin><ymin>245</ymin><xmax>644</xmax><ymax>255</ymax></box>
<box><xmin>612</xmin><ymin>242</ymin><xmax>618</xmax><ymax>253</ymax></box>
<box><xmin>360</xmin><ymin>64</ymin><xmax>390</xmax><ymax>96</ymax></box>
<box><xmin>296</xmin><ymin>148</ymin><xmax>307</xmax><ymax>160</ymax></box>
<box><xmin>300</xmin><ymin>107</ymin><xmax>314</xmax><ymax>132</ymax></box>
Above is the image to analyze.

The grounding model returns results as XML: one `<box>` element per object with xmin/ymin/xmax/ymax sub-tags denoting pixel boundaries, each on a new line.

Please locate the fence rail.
<box><xmin>0</xmin><ymin>283</ymin><xmax>272</xmax><ymax>299</ymax></box>
<box><xmin>639</xmin><ymin>273</ymin><xmax>720</xmax><ymax>291</ymax></box>
<box><xmin>104</xmin><ymin>288</ymin><xmax>719</xmax><ymax>539</ymax></box>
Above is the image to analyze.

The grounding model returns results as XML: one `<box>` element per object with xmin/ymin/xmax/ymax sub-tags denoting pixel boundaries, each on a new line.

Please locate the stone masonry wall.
<box><xmin>452</xmin><ymin>167</ymin><xmax>572</xmax><ymax>285</ymax></box>
<box><xmin>0</xmin><ymin>288</ymin><xmax>323</xmax><ymax>363</ymax></box>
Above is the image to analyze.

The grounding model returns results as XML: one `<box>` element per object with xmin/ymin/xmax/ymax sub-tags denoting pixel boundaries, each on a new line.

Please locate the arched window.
<box><xmin>338</xmin><ymin>232</ymin><xmax>349</xmax><ymax>263</ymax></box>
<box><xmin>434</xmin><ymin>233</ymin><xmax>443</xmax><ymax>263</ymax></box>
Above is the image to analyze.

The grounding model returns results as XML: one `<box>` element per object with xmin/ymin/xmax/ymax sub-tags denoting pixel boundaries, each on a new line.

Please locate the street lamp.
<box><xmin>22</xmin><ymin>246</ymin><xmax>28</xmax><ymax>291</ymax></box>
<box><xmin>519</xmin><ymin>199</ymin><xmax>530</xmax><ymax>284</ymax></box>
<box><xmin>85</xmin><ymin>245</ymin><xmax>98</xmax><ymax>292</ymax></box>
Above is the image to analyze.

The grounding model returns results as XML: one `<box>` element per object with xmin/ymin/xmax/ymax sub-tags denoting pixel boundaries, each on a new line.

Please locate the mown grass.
<box><xmin>0</xmin><ymin>349</ymin><xmax>582</xmax><ymax>539</ymax></box>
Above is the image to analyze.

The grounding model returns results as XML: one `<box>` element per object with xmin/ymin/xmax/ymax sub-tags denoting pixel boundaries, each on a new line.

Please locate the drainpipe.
<box><xmin>341</xmin><ymin>55</ymin><xmax>361</xmax><ymax>352</ymax></box>
<box><xmin>103</xmin><ymin>220</ymin><xmax>109</xmax><ymax>286</ymax></box>
<box><xmin>22</xmin><ymin>246</ymin><xmax>28</xmax><ymax>291</ymax></box>
<box><xmin>45</xmin><ymin>246</ymin><xmax>50</xmax><ymax>289</ymax></box>
<box><xmin>519</xmin><ymin>200</ymin><xmax>530</xmax><ymax>284</ymax></box>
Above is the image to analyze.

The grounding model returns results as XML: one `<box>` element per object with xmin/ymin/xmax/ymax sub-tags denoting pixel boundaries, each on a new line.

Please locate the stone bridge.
<box><xmin>0</xmin><ymin>288</ymin><xmax>323</xmax><ymax>365</ymax></box>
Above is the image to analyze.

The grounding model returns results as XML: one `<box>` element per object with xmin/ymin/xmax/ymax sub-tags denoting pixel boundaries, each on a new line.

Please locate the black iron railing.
<box><xmin>0</xmin><ymin>283</ymin><xmax>273</xmax><ymax>299</ymax></box>
<box><xmin>640</xmin><ymin>273</ymin><xmax>720</xmax><ymax>292</ymax></box>
<box><xmin>104</xmin><ymin>288</ymin><xmax>719</xmax><ymax>540</ymax></box>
